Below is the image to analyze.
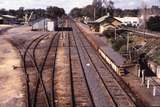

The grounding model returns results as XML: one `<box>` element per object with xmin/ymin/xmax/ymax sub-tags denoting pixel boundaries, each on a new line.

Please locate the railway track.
<box><xmin>15</xmin><ymin>28</ymin><xmax>61</xmax><ymax>107</ymax></box>
<box><xmin>14</xmin><ymin>33</ymin><xmax>49</xmax><ymax>107</ymax></box>
<box><xmin>32</xmin><ymin>32</ymin><xmax>60</xmax><ymax>107</ymax></box>
<box><xmin>68</xmin><ymin>21</ymin><xmax>95</xmax><ymax>107</ymax></box>
<box><xmin>24</xmin><ymin>32</ymin><xmax>59</xmax><ymax>107</ymax></box>
<box><xmin>70</xmin><ymin>20</ymin><xmax>137</xmax><ymax>107</ymax></box>
<box><xmin>12</xmin><ymin>18</ymin><xmax>143</xmax><ymax>107</ymax></box>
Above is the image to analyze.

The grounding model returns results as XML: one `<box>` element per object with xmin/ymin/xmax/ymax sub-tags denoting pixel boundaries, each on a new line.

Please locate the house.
<box><xmin>0</xmin><ymin>17</ymin><xmax>3</xmax><ymax>24</ymax></box>
<box><xmin>87</xmin><ymin>21</ymin><xmax>99</xmax><ymax>32</ymax></box>
<box><xmin>32</xmin><ymin>18</ymin><xmax>57</xmax><ymax>31</ymax></box>
<box><xmin>0</xmin><ymin>15</ymin><xmax>18</xmax><ymax>24</ymax></box>
<box><xmin>115</xmin><ymin>17</ymin><xmax>140</xmax><ymax>27</ymax></box>
<box><xmin>87</xmin><ymin>15</ymin><xmax>122</xmax><ymax>33</ymax></box>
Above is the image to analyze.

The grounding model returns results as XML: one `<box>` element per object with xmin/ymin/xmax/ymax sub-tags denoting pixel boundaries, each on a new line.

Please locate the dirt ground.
<box><xmin>0</xmin><ymin>26</ymin><xmax>39</xmax><ymax>107</ymax></box>
<box><xmin>0</xmin><ymin>38</ymin><xmax>25</xmax><ymax>107</ymax></box>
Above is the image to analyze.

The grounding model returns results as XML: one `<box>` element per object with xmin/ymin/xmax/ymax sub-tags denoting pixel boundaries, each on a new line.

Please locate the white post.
<box><xmin>141</xmin><ymin>70</ymin><xmax>145</xmax><ymax>85</ymax></box>
<box><xmin>94</xmin><ymin>7</ymin><xmax>96</xmax><ymax>20</ymax></box>
<box><xmin>157</xmin><ymin>66</ymin><xmax>160</xmax><ymax>79</ymax></box>
<box><xmin>115</xmin><ymin>28</ymin><xmax>117</xmax><ymax>40</ymax></box>
<box><xmin>138</xmin><ymin>69</ymin><xmax>141</xmax><ymax>78</ymax></box>
<box><xmin>127</xmin><ymin>32</ymin><xmax>130</xmax><ymax>53</ymax></box>
<box><xmin>86</xmin><ymin>63</ymin><xmax>91</xmax><ymax>72</ymax></box>
<box><xmin>147</xmin><ymin>78</ymin><xmax>150</xmax><ymax>88</ymax></box>
<box><xmin>153</xmin><ymin>86</ymin><xmax>156</xmax><ymax>96</ymax></box>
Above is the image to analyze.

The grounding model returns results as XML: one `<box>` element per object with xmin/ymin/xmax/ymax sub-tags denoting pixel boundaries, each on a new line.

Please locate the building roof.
<box><xmin>115</xmin><ymin>17</ymin><xmax>139</xmax><ymax>22</ymax></box>
<box><xmin>101</xmin><ymin>46</ymin><xmax>126</xmax><ymax>67</ymax></box>
<box><xmin>88</xmin><ymin>15</ymin><xmax>122</xmax><ymax>25</ymax></box>
<box><xmin>1</xmin><ymin>15</ymin><xmax>17</xmax><ymax>19</ymax></box>
<box><xmin>87</xmin><ymin>21</ymin><xmax>99</xmax><ymax>24</ymax></box>
<box><xmin>32</xmin><ymin>18</ymin><xmax>51</xmax><ymax>24</ymax></box>
<box><xmin>95</xmin><ymin>15</ymin><xmax>109</xmax><ymax>23</ymax></box>
<box><xmin>0</xmin><ymin>17</ymin><xmax>3</xmax><ymax>20</ymax></box>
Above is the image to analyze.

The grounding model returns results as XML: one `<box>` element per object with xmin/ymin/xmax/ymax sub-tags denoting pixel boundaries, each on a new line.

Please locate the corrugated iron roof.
<box><xmin>0</xmin><ymin>17</ymin><xmax>3</xmax><ymax>20</ymax></box>
<box><xmin>95</xmin><ymin>15</ymin><xmax>109</xmax><ymax>23</ymax></box>
<box><xmin>2</xmin><ymin>15</ymin><xmax>16</xmax><ymax>19</ymax></box>
<box><xmin>101</xmin><ymin>46</ymin><xmax>126</xmax><ymax>67</ymax></box>
<box><xmin>32</xmin><ymin>18</ymin><xmax>51</xmax><ymax>24</ymax></box>
<box><xmin>89</xmin><ymin>15</ymin><xmax>122</xmax><ymax>24</ymax></box>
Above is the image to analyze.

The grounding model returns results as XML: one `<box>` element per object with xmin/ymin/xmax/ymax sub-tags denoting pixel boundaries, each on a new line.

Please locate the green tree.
<box><xmin>70</xmin><ymin>8</ymin><xmax>82</xmax><ymax>18</ymax></box>
<box><xmin>147</xmin><ymin>16</ymin><xmax>160</xmax><ymax>31</ymax></box>
<box><xmin>0</xmin><ymin>8</ymin><xmax>8</xmax><ymax>15</ymax></box>
<box><xmin>17</xmin><ymin>7</ymin><xmax>25</xmax><ymax>18</ymax></box>
<box><xmin>46</xmin><ymin>6</ymin><xmax>65</xmax><ymax>19</ymax></box>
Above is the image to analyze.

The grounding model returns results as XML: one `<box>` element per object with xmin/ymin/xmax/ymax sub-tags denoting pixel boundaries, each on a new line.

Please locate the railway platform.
<box><xmin>77</xmin><ymin>22</ymin><xmax>160</xmax><ymax>107</ymax></box>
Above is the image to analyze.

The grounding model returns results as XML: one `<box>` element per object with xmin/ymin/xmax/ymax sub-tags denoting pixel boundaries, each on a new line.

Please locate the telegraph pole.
<box><xmin>92</xmin><ymin>0</ymin><xmax>97</xmax><ymax>20</ymax></box>
<box><xmin>114</xmin><ymin>28</ymin><xmax>117</xmax><ymax>40</ymax></box>
<box><xmin>94</xmin><ymin>7</ymin><xmax>96</xmax><ymax>20</ymax></box>
<box><xmin>127</xmin><ymin>32</ymin><xmax>130</xmax><ymax>53</ymax></box>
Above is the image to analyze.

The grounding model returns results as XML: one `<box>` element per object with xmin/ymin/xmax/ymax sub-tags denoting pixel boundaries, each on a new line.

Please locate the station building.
<box><xmin>0</xmin><ymin>15</ymin><xmax>18</xmax><ymax>24</ymax></box>
<box><xmin>32</xmin><ymin>18</ymin><xmax>57</xmax><ymax>31</ymax></box>
<box><xmin>115</xmin><ymin>17</ymin><xmax>140</xmax><ymax>27</ymax></box>
<box><xmin>87</xmin><ymin>15</ymin><xmax>122</xmax><ymax>33</ymax></box>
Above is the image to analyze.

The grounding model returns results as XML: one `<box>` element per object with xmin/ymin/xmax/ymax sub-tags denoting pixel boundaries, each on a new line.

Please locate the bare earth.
<box><xmin>0</xmin><ymin>26</ymin><xmax>34</xmax><ymax>107</ymax></box>
<box><xmin>0</xmin><ymin>39</ymin><xmax>25</xmax><ymax>107</ymax></box>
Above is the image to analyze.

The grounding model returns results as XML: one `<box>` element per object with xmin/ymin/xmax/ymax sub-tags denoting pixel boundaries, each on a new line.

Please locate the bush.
<box><xmin>112</xmin><ymin>38</ymin><xmax>127</xmax><ymax>51</ymax></box>
<box><xmin>103</xmin><ymin>30</ymin><xmax>114</xmax><ymax>38</ymax></box>
<box><xmin>147</xmin><ymin>16</ymin><xmax>160</xmax><ymax>32</ymax></box>
<box><xmin>119</xmin><ymin>45</ymin><xmax>127</xmax><ymax>53</ymax></box>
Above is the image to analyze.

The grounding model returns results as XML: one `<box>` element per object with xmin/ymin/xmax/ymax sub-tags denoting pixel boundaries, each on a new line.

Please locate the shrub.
<box><xmin>147</xmin><ymin>16</ymin><xmax>160</xmax><ymax>32</ymax></box>
<box><xmin>103</xmin><ymin>30</ymin><xmax>114</xmax><ymax>38</ymax></box>
<box><xmin>112</xmin><ymin>38</ymin><xmax>127</xmax><ymax>51</ymax></box>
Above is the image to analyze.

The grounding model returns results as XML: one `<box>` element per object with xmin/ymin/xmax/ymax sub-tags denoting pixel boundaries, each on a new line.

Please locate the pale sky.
<box><xmin>0</xmin><ymin>0</ymin><xmax>158</xmax><ymax>13</ymax></box>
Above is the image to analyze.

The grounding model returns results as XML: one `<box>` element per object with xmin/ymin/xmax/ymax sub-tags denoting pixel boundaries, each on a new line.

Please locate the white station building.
<box><xmin>115</xmin><ymin>17</ymin><xmax>140</xmax><ymax>27</ymax></box>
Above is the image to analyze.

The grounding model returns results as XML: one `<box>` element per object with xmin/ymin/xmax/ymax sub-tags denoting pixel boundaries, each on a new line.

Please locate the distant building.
<box><xmin>0</xmin><ymin>17</ymin><xmax>3</xmax><ymax>24</ymax></box>
<box><xmin>83</xmin><ymin>16</ymin><xmax>91</xmax><ymax>24</ymax></box>
<box><xmin>32</xmin><ymin>18</ymin><xmax>57</xmax><ymax>31</ymax></box>
<box><xmin>115</xmin><ymin>17</ymin><xmax>140</xmax><ymax>27</ymax></box>
<box><xmin>87</xmin><ymin>15</ymin><xmax>122</xmax><ymax>33</ymax></box>
<box><xmin>0</xmin><ymin>15</ymin><xmax>18</xmax><ymax>24</ymax></box>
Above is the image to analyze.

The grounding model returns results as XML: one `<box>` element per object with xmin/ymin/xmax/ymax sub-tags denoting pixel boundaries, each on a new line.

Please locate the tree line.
<box><xmin>0</xmin><ymin>6</ymin><xmax>65</xmax><ymax>20</ymax></box>
<box><xmin>70</xmin><ymin>0</ymin><xmax>139</xmax><ymax>20</ymax></box>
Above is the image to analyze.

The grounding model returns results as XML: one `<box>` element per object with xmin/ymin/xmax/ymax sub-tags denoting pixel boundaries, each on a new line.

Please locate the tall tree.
<box><xmin>102</xmin><ymin>0</ymin><xmax>114</xmax><ymax>17</ymax></box>
<box><xmin>147</xmin><ymin>16</ymin><xmax>160</xmax><ymax>31</ymax></box>
<box><xmin>46</xmin><ymin>6</ymin><xmax>65</xmax><ymax>19</ymax></box>
<box><xmin>92</xmin><ymin>0</ymin><xmax>105</xmax><ymax>19</ymax></box>
<box><xmin>17</xmin><ymin>7</ymin><xmax>25</xmax><ymax>18</ymax></box>
<box><xmin>107</xmin><ymin>0</ymin><xmax>114</xmax><ymax>17</ymax></box>
<box><xmin>0</xmin><ymin>8</ymin><xmax>8</xmax><ymax>15</ymax></box>
<box><xmin>70</xmin><ymin>8</ymin><xmax>82</xmax><ymax>18</ymax></box>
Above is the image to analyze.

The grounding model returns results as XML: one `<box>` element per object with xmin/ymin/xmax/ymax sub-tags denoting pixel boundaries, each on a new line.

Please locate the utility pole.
<box><xmin>92</xmin><ymin>0</ymin><xmax>103</xmax><ymax>20</ymax></box>
<box><xmin>94</xmin><ymin>7</ymin><xmax>96</xmax><ymax>20</ymax></box>
<box><xmin>127</xmin><ymin>32</ymin><xmax>132</xmax><ymax>62</ymax></box>
<box><xmin>127</xmin><ymin>32</ymin><xmax>130</xmax><ymax>53</ymax></box>
<box><xmin>92</xmin><ymin>0</ymin><xmax>97</xmax><ymax>20</ymax></box>
<box><xmin>141</xmin><ymin>0</ymin><xmax>148</xmax><ymax>38</ymax></box>
<box><xmin>114</xmin><ymin>28</ymin><xmax>117</xmax><ymax>40</ymax></box>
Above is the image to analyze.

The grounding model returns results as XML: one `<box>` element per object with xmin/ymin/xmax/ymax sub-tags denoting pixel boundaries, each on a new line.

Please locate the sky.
<box><xmin>0</xmin><ymin>0</ymin><xmax>159</xmax><ymax>13</ymax></box>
